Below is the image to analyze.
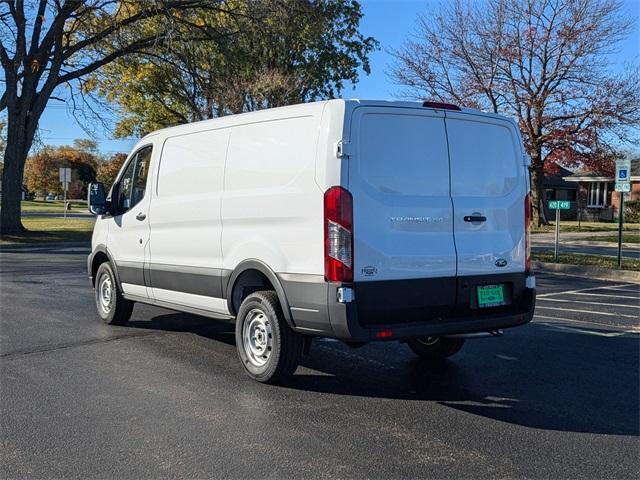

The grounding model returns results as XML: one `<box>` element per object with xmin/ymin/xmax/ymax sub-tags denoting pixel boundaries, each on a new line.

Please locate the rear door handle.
<box><xmin>136</xmin><ymin>212</ymin><xmax>147</xmax><ymax>221</ymax></box>
<box><xmin>464</xmin><ymin>215</ymin><xmax>486</xmax><ymax>222</ymax></box>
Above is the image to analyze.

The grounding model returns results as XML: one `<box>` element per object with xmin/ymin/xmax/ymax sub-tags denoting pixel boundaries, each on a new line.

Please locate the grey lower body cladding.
<box><xmin>287</xmin><ymin>272</ymin><xmax>535</xmax><ymax>342</ymax></box>
<box><xmin>88</xmin><ymin>252</ymin><xmax>534</xmax><ymax>342</ymax></box>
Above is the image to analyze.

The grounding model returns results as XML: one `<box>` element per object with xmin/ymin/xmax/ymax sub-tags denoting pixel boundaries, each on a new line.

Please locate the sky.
<box><xmin>35</xmin><ymin>0</ymin><xmax>640</xmax><ymax>157</ymax></box>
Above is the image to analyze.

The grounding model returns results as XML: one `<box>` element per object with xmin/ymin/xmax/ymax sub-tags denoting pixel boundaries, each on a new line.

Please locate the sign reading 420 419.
<box><xmin>548</xmin><ymin>200</ymin><xmax>571</xmax><ymax>210</ymax></box>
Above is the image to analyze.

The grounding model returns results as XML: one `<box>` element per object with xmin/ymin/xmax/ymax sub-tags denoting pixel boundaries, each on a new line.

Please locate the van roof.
<box><xmin>141</xmin><ymin>99</ymin><xmax>514</xmax><ymax>141</ymax></box>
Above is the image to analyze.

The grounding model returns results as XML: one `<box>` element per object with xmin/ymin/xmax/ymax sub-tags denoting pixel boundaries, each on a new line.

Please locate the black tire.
<box><xmin>94</xmin><ymin>262</ymin><xmax>133</xmax><ymax>325</ymax></box>
<box><xmin>406</xmin><ymin>336</ymin><xmax>465</xmax><ymax>360</ymax></box>
<box><xmin>235</xmin><ymin>290</ymin><xmax>303</xmax><ymax>384</ymax></box>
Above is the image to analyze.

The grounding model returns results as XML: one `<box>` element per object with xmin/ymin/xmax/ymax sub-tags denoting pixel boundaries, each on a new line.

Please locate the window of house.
<box><xmin>587</xmin><ymin>182</ymin><xmax>611</xmax><ymax>207</ymax></box>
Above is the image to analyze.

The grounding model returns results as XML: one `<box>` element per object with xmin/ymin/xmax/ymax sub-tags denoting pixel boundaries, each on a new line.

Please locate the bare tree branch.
<box><xmin>390</xmin><ymin>0</ymin><xmax>639</xmax><ymax>225</ymax></box>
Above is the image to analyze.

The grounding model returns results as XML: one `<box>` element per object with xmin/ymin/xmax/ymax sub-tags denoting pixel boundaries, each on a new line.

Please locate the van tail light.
<box><xmin>375</xmin><ymin>329</ymin><xmax>394</xmax><ymax>339</ymax></box>
<box><xmin>324</xmin><ymin>186</ymin><xmax>353</xmax><ymax>282</ymax></box>
<box><xmin>525</xmin><ymin>193</ymin><xmax>532</xmax><ymax>272</ymax></box>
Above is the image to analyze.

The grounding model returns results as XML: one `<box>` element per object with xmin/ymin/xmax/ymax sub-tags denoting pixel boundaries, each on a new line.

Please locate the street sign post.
<box><xmin>59</xmin><ymin>167</ymin><xmax>71</xmax><ymax>220</ymax></box>
<box><xmin>548</xmin><ymin>200</ymin><xmax>571</xmax><ymax>262</ymax></box>
<box><xmin>614</xmin><ymin>159</ymin><xmax>631</xmax><ymax>268</ymax></box>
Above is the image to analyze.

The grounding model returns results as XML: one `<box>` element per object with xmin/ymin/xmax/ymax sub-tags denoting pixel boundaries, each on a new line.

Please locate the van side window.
<box><xmin>115</xmin><ymin>145</ymin><xmax>153</xmax><ymax>214</ymax></box>
<box><xmin>116</xmin><ymin>157</ymin><xmax>137</xmax><ymax>212</ymax></box>
<box><xmin>132</xmin><ymin>146</ymin><xmax>152</xmax><ymax>206</ymax></box>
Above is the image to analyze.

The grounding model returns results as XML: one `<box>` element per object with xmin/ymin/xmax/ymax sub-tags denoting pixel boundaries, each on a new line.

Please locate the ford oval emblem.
<box><xmin>495</xmin><ymin>258</ymin><xmax>508</xmax><ymax>268</ymax></box>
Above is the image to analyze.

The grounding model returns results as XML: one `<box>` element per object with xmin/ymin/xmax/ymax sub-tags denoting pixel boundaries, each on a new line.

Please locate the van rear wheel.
<box><xmin>94</xmin><ymin>262</ymin><xmax>133</xmax><ymax>325</ymax></box>
<box><xmin>235</xmin><ymin>290</ymin><xmax>303</xmax><ymax>384</ymax></box>
<box><xmin>407</xmin><ymin>336</ymin><xmax>465</xmax><ymax>360</ymax></box>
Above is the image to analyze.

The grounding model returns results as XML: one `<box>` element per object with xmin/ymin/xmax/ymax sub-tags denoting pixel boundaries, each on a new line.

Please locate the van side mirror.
<box><xmin>88</xmin><ymin>182</ymin><xmax>108</xmax><ymax>215</ymax></box>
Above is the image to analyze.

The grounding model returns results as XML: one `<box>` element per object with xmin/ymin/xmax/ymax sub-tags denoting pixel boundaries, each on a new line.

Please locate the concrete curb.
<box><xmin>533</xmin><ymin>261</ymin><xmax>640</xmax><ymax>284</ymax></box>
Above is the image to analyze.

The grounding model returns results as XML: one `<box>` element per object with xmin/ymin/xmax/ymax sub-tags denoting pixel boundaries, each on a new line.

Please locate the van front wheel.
<box><xmin>94</xmin><ymin>262</ymin><xmax>133</xmax><ymax>325</ymax></box>
<box><xmin>407</xmin><ymin>336</ymin><xmax>465</xmax><ymax>360</ymax></box>
<box><xmin>235</xmin><ymin>291</ymin><xmax>303</xmax><ymax>384</ymax></box>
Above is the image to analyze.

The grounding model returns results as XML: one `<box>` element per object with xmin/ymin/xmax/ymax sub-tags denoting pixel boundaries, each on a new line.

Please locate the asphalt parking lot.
<box><xmin>1</xmin><ymin>245</ymin><xmax>638</xmax><ymax>479</ymax></box>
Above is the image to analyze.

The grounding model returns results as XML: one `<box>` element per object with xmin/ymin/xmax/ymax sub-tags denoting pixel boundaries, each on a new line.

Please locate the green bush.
<box><xmin>625</xmin><ymin>200</ymin><xmax>640</xmax><ymax>223</ymax></box>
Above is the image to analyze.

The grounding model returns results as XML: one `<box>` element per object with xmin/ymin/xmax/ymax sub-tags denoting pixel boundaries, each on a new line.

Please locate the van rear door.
<box><xmin>347</xmin><ymin>107</ymin><xmax>456</xmax><ymax>284</ymax></box>
<box><xmin>445</xmin><ymin>112</ymin><xmax>526</xmax><ymax>276</ymax></box>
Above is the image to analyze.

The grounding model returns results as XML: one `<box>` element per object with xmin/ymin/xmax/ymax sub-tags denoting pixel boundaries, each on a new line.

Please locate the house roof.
<box><xmin>544</xmin><ymin>166</ymin><xmax>578</xmax><ymax>188</ymax></box>
<box><xmin>564</xmin><ymin>158</ymin><xmax>640</xmax><ymax>182</ymax></box>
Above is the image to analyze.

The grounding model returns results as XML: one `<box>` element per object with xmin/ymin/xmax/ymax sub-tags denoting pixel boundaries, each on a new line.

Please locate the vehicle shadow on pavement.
<box><xmin>125</xmin><ymin>312</ymin><xmax>638</xmax><ymax>437</ymax></box>
<box><xmin>291</xmin><ymin>327</ymin><xmax>639</xmax><ymax>437</ymax></box>
<box><xmin>127</xmin><ymin>312</ymin><xmax>236</xmax><ymax>346</ymax></box>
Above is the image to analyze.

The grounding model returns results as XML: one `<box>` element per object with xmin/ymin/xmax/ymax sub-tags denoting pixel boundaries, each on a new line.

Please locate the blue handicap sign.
<box><xmin>618</xmin><ymin>169</ymin><xmax>628</xmax><ymax>179</ymax></box>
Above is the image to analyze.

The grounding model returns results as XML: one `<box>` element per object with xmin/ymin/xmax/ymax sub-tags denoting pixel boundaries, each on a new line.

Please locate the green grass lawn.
<box><xmin>533</xmin><ymin>250</ymin><xmax>640</xmax><ymax>271</ymax></box>
<box><xmin>21</xmin><ymin>199</ymin><xmax>88</xmax><ymax>213</ymax></box>
<box><xmin>532</xmin><ymin>221</ymin><xmax>640</xmax><ymax>234</ymax></box>
<box><xmin>580</xmin><ymin>234</ymin><xmax>640</xmax><ymax>244</ymax></box>
<box><xmin>0</xmin><ymin>217</ymin><xmax>95</xmax><ymax>244</ymax></box>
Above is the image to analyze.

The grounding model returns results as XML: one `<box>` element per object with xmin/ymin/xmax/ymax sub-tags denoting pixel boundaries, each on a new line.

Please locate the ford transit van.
<box><xmin>87</xmin><ymin>99</ymin><xmax>536</xmax><ymax>383</ymax></box>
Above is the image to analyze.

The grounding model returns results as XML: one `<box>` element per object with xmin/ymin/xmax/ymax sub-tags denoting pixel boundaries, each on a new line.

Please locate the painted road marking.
<box><xmin>538</xmin><ymin>322</ymin><xmax>632</xmax><ymax>337</ymax></box>
<box><xmin>568</xmin><ymin>292</ymin><xmax>639</xmax><ymax>300</ymax></box>
<box><xmin>538</xmin><ymin>297</ymin><xmax>640</xmax><ymax>309</ymax></box>
<box><xmin>535</xmin><ymin>314</ymin><xmax>640</xmax><ymax>332</ymax></box>
<box><xmin>536</xmin><ymin>305</ymin><xmax>639</xmax><ymax>318</ymax></box>
<box><xmin>537</xmin><ymin>283</ymin><xmax>637</xmax><ymax>298</ymax></box>
<box><xmin>598</xmin><ymin>285</ymin><xmax>640</xmax><ymax>292</ymax></box>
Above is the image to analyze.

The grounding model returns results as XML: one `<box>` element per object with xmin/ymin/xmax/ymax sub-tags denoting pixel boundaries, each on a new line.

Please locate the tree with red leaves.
<box><xmin>390</xmin><ymin>0</ymin><xmax>639</xmax><ymax>225</ymax></box>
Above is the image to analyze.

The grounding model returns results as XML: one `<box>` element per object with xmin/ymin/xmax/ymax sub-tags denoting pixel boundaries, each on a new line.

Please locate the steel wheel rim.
<box><xmin>242</xmin><ymin>308</ymin><xmax>273</xmax><ymax>367</ymax></box>
<box><xmin>98</xmin><ymin>273</ymin><xmax>113</xmax><ymax>313</ymax></box>
<box><xmin>417</xmin><ymin>336</ymin><xmax>439</xmax><ymax>346</ymax></box>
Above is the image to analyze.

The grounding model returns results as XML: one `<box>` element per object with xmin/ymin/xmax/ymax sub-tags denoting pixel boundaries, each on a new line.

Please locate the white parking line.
<box><xmin>538</xmin><ymin>297</ymin><xmax>640</xmax><ymax>309</ymax></box>
<box><xmin>538</xmin><ymin>283</ymin><xmax>637</xmax><ymax>298</ymax></box>
<box><xmin>538</xmin><ymin>322</ymin><xmax>631</xmax><ymax>337</ymax></box>
<box><xmin>536</xmin><ymin>305</ymin><xmax>639</xmax><ymax>318</ymax></box>
<box><xmin>602</xmin><ymin>283</ymin><xmax>640</xmax><ymax>293</ymax></box>
<box><xmin>569</xmin><ymin>292</ymin><xmax>639</xmax><ymax>300</ymax></box>
<box><xmin>535</xmin><ymin>314</ymin><xmax>640</xmax><ymax>332</ymax></box>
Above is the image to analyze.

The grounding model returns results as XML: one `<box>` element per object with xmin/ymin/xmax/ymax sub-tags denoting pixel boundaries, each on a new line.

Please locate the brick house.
<box><xmin>563</xmin><ymin>158</ymin><xmax>640</xmax><ymax>221</ymax></box>
<box><xmin>543</xmin><ymin>166</ymin><xmax>579</xmax><ymax>220</ymax></box>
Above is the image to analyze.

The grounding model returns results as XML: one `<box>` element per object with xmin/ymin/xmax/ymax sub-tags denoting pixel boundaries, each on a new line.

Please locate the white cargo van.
<box><xmin>87</xmin><ymin>99</ymin><xmax>535</xmax><ymax>383</ymax></box>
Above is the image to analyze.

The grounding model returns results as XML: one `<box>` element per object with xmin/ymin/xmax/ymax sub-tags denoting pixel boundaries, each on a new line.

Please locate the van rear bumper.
<box><xmin>283</xmin><ymin>272</ymin><xmax>535</xmax><ymax>342</ymax></box>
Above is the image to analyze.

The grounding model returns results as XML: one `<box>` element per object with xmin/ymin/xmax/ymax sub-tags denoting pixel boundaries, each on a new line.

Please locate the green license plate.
<box><xmin>477</xmin><ymin>284</ymin><xmax>506</xmax><ymax>307</ymax></box>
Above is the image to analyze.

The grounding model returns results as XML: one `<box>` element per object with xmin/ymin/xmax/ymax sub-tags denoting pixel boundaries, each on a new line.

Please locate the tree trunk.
<box><xmin>0</xmin><ymin>115</ymin><xmax>30</xmax><ymax>234</ymax></box>
<box><xmin>530</xmin><ymin>162</ymin><xmax>548</xmax><ymax>227</ymax></box>
<box><xmin>0</xmin><ymin>145</ymin><xmax>27</xmax><ymax>234</ymax></box>
<box><xmin>1</xmin><ymin>102</ymin><xmax>39</xmax><ymax>235</ymax></box>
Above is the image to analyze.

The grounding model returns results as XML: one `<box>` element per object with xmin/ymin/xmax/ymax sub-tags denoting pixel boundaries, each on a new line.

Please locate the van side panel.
<box><xmin>314</xmin><ymin>99</ymin><xmax>347</xmax><ymax>191</ymax></box>
<box><xmin>222</xmin><ymin>115</ymin><xmax>324</xmax><ymax>276</ymax></box>
<box><xmin>148</xmin><ymin>128</ymin><xmax>230</xmax><ymax>306</ymax></box>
